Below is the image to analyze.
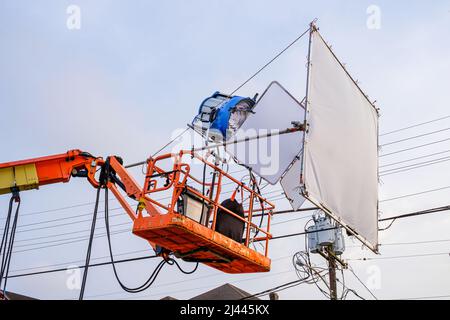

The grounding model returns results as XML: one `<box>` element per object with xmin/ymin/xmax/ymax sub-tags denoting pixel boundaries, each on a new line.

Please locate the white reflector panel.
<box><xmin>280</xmin><ymin>157</ymin><xmax>306</xmax><ymax>210</ymax></box>
<box><xmin>227</xmin><ymin>81</ymin><xmax>305</xmax><ymax>184</ymax></box>
<box><xmin>302</xmin><ymin>31</ymin><xmax>379</xmax><ymax>251</ymax></box>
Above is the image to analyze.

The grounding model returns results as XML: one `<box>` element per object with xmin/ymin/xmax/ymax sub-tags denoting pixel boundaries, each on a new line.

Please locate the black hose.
<box><xmin>169</xmin><ymin>258</ymin><xmax>199</xmax><ymax>275</ymax></box>
<box><xmin>0</xmin><ymin>198</ymin><xmax>13</xmax><ymax>277</ymax></box>
<box><xmin>0</xmin><ymin>195</ymin><xmax>20</xmax><ymax>292</ymax></box>
<box><xmin>104</xmin><ymin>187</ymin><xmax>167</xmax><ymax>293</ymax></box>
<box><xmin>201</xmin><ymin>162</ymin><xmax>207</xmax><ymax>224</ymax></box>
<box><xmin>249</xmin><ymin>171</ymin><xmax>264</xmax><ymax>240</ymax></box>
<box><xmin>78</xmin><ymin>187</ymin><xmax>101</xmax><ymax>300</ymax></box>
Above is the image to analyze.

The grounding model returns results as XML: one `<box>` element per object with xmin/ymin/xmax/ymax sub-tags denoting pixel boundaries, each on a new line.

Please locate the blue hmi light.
<box><xmin>192</xmin><ymin>92</ymin><xmax>255</xmax><ymax>142</ymax></box>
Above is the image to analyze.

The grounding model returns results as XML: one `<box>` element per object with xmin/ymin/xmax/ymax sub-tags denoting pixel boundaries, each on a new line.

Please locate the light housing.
<box><xmin>192</xmin><ymin>92</ymin><xmax>255</xmax><ymax>142</ymax></box>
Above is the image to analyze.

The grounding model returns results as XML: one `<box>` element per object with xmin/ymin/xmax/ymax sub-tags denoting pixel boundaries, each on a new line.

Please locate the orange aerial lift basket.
<box><xmin>130</xmin><ymin>151</ymin><xmax>274</xmax><ymax>274</ymax></box>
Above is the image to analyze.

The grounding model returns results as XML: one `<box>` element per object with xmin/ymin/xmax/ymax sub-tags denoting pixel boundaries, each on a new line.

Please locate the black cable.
<box><xmin>104</xmin><ymin>187</ymin><xmax>167</xmax><ymax>293</ymax></box>
<box><xmin>0</xmin><ymin>198</ymin><xmax>14</xmax><ymax>278</ymax></box>
<box><xmin>1</xmin><ymin>199</ymin><xmax>20</xmax><ymax>293</ymax></box>
<box><xmin>240</xmin><ymin>278</ymin><xmax>306</xmax><ymax>300</ymax></box>
<box><xmin>201</xmin><ymin>162</ymin><xmax>207</xmax><ymax>224</ymax></box>
<box><xmin>168</xmin><ymin>258</ymin><xmax>199</xmax><ymax>275</ymax></box>
<box><xmin>0</xmin><ymin>194</ymin><xmax>20</xmax><ymax>293</ymax></box>
<box><xmin>78</xmin><ymin>187</ymin><xmax>101</xmax><ymax>300</ymax></box>
<box><xmin>229</xmin><ymin>25</ymin><xmax>311</xmax><ymax>96</ymax></box>
<box><xmin>348</xmin><ymin>266</ymin><xmax>377</xmax><ymax>300</ymax></box>
<box><xmin>250</xmin><ymin>171</ymin><xmax>264</xmax><ymax>240</ymax></box>
<box><xmin>379</xmin><ymin>205</ymin><xmax>450</xmax><ymax>222</ymax></box>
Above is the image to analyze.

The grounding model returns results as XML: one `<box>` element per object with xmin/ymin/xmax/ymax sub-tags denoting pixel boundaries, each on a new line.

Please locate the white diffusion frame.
<box><xmin>301</xmin><ymin>30</ymin><xmax>379</xmax><ymax>252</ymax></box>
<box><xmin>227</xmin><ymin>81</ymin><xmax>305</xmax><ymax>185</ymax></box>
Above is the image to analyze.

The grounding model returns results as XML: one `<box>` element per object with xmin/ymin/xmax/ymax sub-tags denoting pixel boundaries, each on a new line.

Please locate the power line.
<box><xmin>379</xmin><ymin>238</ymin><xmax>450</xmax><ymax>247</ymax></box>
<box><xmin>2</xmin><ymin>191</ymin><xmax>299</xmax><ymax>243</ymax></box>
<box><xmin>125</xmin><ymin>127</ymin><xmax>191</xmax><ymax>168</ymax></box>
<box><xmin>4</xmin><ymin>198</ymin><xmax>305</xmax><ymax>252</ymax></box>
<box><xmin>15</xmin><ymin>209</ymin><xmax>125</xmax><ymax>229</ymax></box>
<box><xmin>380</xmin><ymin>155</ymin><xmax>450</xmax><ymax>174</ymax></box>
<box><xmin>7</xmin><ymin>253</ymin><xmax>159</xmax><ymax>279</ymax></box>
<box><xmin>10</xmin><ymin>221</ymin><xmax>130</xmax><ymax>245</ymax></box>
<box><xmin>6</xmin><ymin>212</ymin><xmax>450</xmax><ymax>299</ymax></box>
<box><xmin>3</xmin><ymin>134</ymin><xmax>447</xmax><ymax>224</ymax></box>
<box><xmin>380</xmin><ymin>186</ymin><xmax>450</xmax><ymax>203</ymax></box>
<box><xmin>23</xmin><ymin>195</ymin><xmax>447</xmax><ymax>276</ymax></box>
<box><xmin>2</xmin><ymin>113</ymin><xmax>449</xmax><ymax>222</ymax></box>
<box><xmin>379</xmin><ymin>205</ymin><xmax>450</xmax><ymax>222</ymax></box>
<box><xmin>98</xmin><ymin>250</ymin><xmax>449</xmax><ymax>300</ymax></box>
<box><xmin>7</xmin><ymin>193</ymin><xmax>269</xmax><ymax>235</ymax></box>
<box><xmin>12</xmin><ymin>216</ymin><xmax>130</xmax><ymax>236</ymax></box>
<box><xmin>269</xmin><ymin>205</ymin><xmax>450</xmax><ymax>241</ymax></box>
<box><xmin>8</xmin><ymin>253</ymin><xmax>292</xmax><ymax>282</ymax></box>
<box><xmin>241</xmin><ymin>278</ymin><xmax>306</xmax><ymax>300</ymax></box>
<box><xmin>12</xmin><ymin>229</ymin><xmax>130</xmax><ymax>254</ymax></box>
<box><xmin>13</xmin><ymin>202</ymin><xmax>448</xmax><ymax>253</ymax></box>
<box><xmin>10</xmin><ymin>236</ymin><xmax>450</xmax><ymax>275</ymax></box>
<box><xmin>124</xmin><ymin>24</ymin><xmax>312</xmax><ymax>170</ymax></box>
<box><xmin>380</xmin><ymin>137</ymin><xmax>450</xmax><ymax>157</ymax></box>
<box><xmin>403</xmin><ymin>294</ymin><xmax>450</xmax><ymax>300</ymax></box>
<box><xmin>380</xmin><ymin>149</ymin><xmax>450</xmax><ymax>168</ymax></box>
<box><xmin>380</xmin><ymin>127</ymin><xmax>450</xmax><ymax>147</ymax></box>
<box><xmin>347</xmin><ymin>238</ymin><xmax>450</xmax><ymax>249</ymax></box>
<box><xmin>9</xmin><ymin>248</ymin><xmax>150</xmax><ymax>274</ymax></box>
<box><xmin>229</xmin><ymin>25</ymin><xmax>311</xmax><ymax>96</ymax></box>
<box><xmin>380</xmin><ymin>115</ymin><xmax>450</xmax><ymax>136</ymax></box>
<box><xmin>347</xmin><ymin>266</ymin><xmax>377</xmax><ymax>300</ymax></box>
<box><xmin>118</xmin><ymin>267</ymin><xmax>303</xmax><ymax>301</ymax></box>
<box><xmin>84</xmin><ymin>256</ymin><xmax>296</xmax><ymax>299</ymax></box>
<box><xmin>380</xmin><ymin>157</ymin><xmax>450</xmax><ymax>176</ymax></box>
<box><xmin>12</xmin><ymin>228</ymin><xmax>130</xmax><ymax>250</ymax></box>
<box><xmin>10</xmin><ymin>206</ymin><xmax>309</xmax><ymax>252</ymax></box>
<box><xmin>349</xmin><ymin>252</ymin><xmax>449</xmax><ymax>261</ymax></box>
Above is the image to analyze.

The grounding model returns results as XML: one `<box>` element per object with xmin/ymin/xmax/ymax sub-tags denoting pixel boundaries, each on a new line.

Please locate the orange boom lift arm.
<box><xmin>0</xmin><ymin>149</ymin><xmax>274</xmax><ymax>274</ymax></box>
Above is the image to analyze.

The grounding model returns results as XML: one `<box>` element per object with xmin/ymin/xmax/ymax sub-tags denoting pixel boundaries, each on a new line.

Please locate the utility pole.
<box><xmin>318</xmin><ymin>246</ymin><xmax>346</xmax><ymax>300</ymax></box>
<box><xmin>327</xmin><ymin>247</ymin><xmax>338</xmax><ymax>300</ymax></box>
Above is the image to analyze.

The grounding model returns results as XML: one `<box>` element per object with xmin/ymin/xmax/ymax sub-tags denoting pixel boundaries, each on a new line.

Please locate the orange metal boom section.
<box><xmin>0</xmin><ymin>149</ymin><xmax>274</xmax><ymax>273</ymax></box>
<box><xmin>0</xmin><ymin>150</ymin><xmax>103</xmax><ymax>192</ymax></box>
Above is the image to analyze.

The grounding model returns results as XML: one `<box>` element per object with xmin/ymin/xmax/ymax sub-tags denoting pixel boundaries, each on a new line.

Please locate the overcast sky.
<box><xmin>1</xmin><ymin>0</ymin><xmax>450</xmax><ymax>300</ymax></box>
